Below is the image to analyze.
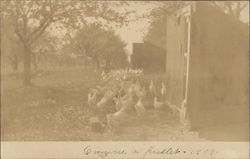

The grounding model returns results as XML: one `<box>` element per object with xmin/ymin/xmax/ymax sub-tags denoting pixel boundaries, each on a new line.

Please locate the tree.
<box><xmin>1</xmin><ymin>14</ymin><xmax>23</xmax><ymax>73</ymax></box>
<box><xmin>64</xmin><ymin>23</ymin><xmax>126</xmax><ymax>70</ymax></box>
<box><xmin>211</xmin><ymin>1</ymin><xmax>248</xmax><ymax>20</ymax></box>
<box><xmin>30</xmin><ymin>31</ymin><xmax>59</xmax><ymax>70</ymax></box>
<box><xmin>143</xmin><ymin>2</ymin><xmax>188</xmax><ymax>49</ymax></box>
<box><xmin>98</xmin><ymin>28</ymin><xmax>127</xmax><ymax>69</ymax></box>
<box><xmin>1</xmin><ymin>0</ymin><xmax>131</xmax><ymax>86</ymax></box>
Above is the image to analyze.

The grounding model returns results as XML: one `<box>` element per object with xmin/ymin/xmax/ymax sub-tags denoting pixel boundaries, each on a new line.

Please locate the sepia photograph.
<box><xmin>1</xmin><ymin>0</ymin><xmax>249</xmax><ymax>144</ymax></box>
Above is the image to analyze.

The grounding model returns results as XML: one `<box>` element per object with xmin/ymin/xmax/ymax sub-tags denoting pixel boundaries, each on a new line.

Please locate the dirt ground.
<box><xmin>1</xmin><ymin>67</ymin><xmax>204</xmax><ymax>141</ymax></box>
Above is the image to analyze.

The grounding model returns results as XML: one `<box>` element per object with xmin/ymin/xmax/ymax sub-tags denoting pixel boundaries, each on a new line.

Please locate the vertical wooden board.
<box><xmin>166</xmin><ymin>16</ymin><xmax>174</xmax><ymax>102</ymax></box>
<box><xmin>166</xmin><ymin>14</ymin><xmax>189</xmax><ymax>107</ymax></box>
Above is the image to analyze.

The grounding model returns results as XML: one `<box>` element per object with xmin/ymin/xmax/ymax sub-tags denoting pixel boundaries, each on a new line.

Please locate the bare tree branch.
<box><xmin>29</xmin><ymin>19</ymin><xmax>52</xmax><ymax>44</ymax></box>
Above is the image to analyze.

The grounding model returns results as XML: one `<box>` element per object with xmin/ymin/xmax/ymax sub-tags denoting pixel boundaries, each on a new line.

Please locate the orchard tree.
<box><xmin>100</xmin><ymin>29</ymin><xmax>127</xmax><ymax>68</ymax></box>
<box><xmin>64</xmin><ymin>23</ymin><xmax>126</xmax><ymax>70</ymax></box>
<box><xmin>31</xmin><ymin>31</ymin><xmax>59</xmax><ymax>70</ymax></box>
<box><xmin>64</xmin><ymin>23</ymin><xmax>107</xmax><ymax>69</ymax></box>
<box><xmin>1</xmin><ymin>0</ymin><xmax>131</xmax><ymax>86</ymax></box>
<box><xmin>1</xmin><ymin>14</ymin><xmax>23</xmax><ymax>72</ymax></box>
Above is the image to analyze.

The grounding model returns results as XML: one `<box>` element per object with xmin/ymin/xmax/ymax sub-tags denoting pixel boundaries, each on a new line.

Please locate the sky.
<box><xmin>115</xmin><ymin>1</ymin><xmax>157</xmax><ymax>55</ymax></box>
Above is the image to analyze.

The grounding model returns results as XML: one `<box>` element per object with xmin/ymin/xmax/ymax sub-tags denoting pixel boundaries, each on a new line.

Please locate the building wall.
<box><xmin>165</xmin><ymin>13</ymin><xmax>189</xmax><ymax>107</ymax></box>
<box><xmin>186</xmin><ymin>3</ymin><xmax>249</xmax><ymax>140</ymax></box>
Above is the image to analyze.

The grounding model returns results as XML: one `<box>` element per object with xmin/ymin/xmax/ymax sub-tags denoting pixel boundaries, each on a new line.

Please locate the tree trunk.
<box><xmin>23</xmin><ymin>45</ymin><xmax>32</xmax><ymax>86</ymax></box>
<box><xmin>33</xmin><ymin>61</ymin><xmax>38</xmax><ymax>71</ymax></box>
<box><xmin>105</xmin><ymin>58</ymin><xmax>112</xmax><ymax>72</ymax></box>
<box><xmin>106</xmin><ymin>58</ymin><xmax>111</xmax><ymax>67</ymax></box>
<box><xmin>84</xmin><ymin>56</ymin><xmax>88</xmax><ymax>70</ymax></box>
<box><xmin>32</xmin><ymin>53</ymin><xmax>38</xmax><ymax>71</ymax></box>
<box><xmin>10</xmin><ymin>54</ymin><xmax>19</xmax><ymax>72</ymax></box>
<box><xmin>14</xmin><ymin>55</ymin><xmax>19</xmax><ymax>72</ymax></box>
<box><xmin>94</xmin><ymin>56</ymin><xmax>100</xmax><ymax>71</ymax></box>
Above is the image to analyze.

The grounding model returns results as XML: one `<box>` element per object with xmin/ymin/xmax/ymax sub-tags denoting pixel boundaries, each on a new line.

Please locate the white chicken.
<box><xmin>104</xmin><ymin>89</ymin><xmax>116</xmax><ymax>99</ymax></box>
<box><xmin>153</xmin><ymin>97</ymin><xmax>164</xmax><ymax>109</ymax></box>
<box><xmin>128</xmin><ymin>86</ymin><xmax>134</xmax><ymax>94</ymax></box>
<box><xmin>113</xmin><ymin>96</ymin><xmax>122</xmax><ymax>111</ymax></box>
<box><xmin>133</xmin><ymin>79</ymin><xmax>141</xmax><ymax>92</ymax></box>
<box><xmin>107</xmin><ymin>106</ymin><xmax>127</xmax><ymax>129</ymax></box>
<box><xmin>87</xmin><ymin>90</ymin><xmax>97</xmax><ymax>107</ymax></box>
<box><xmin>116</xmin><ymin>90</ymin><xmax>123</xmax><ymax>99</ymax></box>
<box><xmin>123</xmin><ymin>74</ymin><xmax>127</xmax><ymax>80</ymax></box>
<box><xmin>117</xmin><ymin>87</ymin><xmax>135</xmax><ymax>112</ymax></box>
<box><xmin>121</xmin><ymin>94</ymin><xmax>134</xmax><ymax>110</ymax></box>
<box><xmin>97</xmin><ymin>89</ymin><xmax>116</xmax><ymax>108</ymax></box>
<box><xmin>149</xmin><ymin>80</ymin><xmax>156</xmax><ymax>95</ymax></box>
<box><xmin>179</xmin><ymin>100</ymin><xmax>187</xmax><ymax>124</ymax></box>
<box><xmin>96</xmin><ymin>85</ymin><xmax>107</xmax><ymax>94</ymax></box>
<box><xmin>134</xmin><ymin>98</ymin><xmax>146</xmax><ymax>116</ymax></box>
<box><xmin>101</xmin><ymin>70</ymin><xmax>105</xmax><ymax>77</ymax></box>
<box><xmin>96</xmin><ymin>96</ymin><xmax>108</xmax><ymax>108</ymax></box>
<box><xmin>161</xmin><ymin>82</ymin><xmax>167</xmax><ymax>97</ymax></box>
<box><xmin>166</xmin><ymin>100</ymin><xmax>179</xmax><ymax>115</ymax></box>
<box><xmin>135</xmin><ymin>87</ymin><xmax>146</xmax><ymax>99</ymax></box>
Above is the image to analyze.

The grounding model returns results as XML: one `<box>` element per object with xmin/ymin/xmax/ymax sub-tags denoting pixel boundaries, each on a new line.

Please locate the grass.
<box><xmin>1</xmin><ymin>67</ymin><xmax>203</xmax><ymax>141</ymax></box>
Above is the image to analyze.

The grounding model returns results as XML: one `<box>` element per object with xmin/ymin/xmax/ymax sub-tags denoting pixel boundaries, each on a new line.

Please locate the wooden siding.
<box><xmin>166</xmin><ymin>12</ymin><xmax>189</xmax><ymax>107</ymax></box>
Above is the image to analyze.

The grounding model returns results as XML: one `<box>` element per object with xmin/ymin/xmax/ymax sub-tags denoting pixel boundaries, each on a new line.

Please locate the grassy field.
<box><xmin>1</xmin><ymin>67</ymin><xmax>203</xmax><ymax>141</ymax></box>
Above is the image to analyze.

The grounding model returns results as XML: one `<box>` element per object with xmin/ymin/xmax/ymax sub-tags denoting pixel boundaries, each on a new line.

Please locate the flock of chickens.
<box><xmin>87</xmin><ymin>68</ymin><xmax>188</xmax><ymax>133</ymax></box>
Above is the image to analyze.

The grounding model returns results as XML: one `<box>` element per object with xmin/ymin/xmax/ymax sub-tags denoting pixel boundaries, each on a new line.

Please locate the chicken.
<box><xmin>102</xmin><ymin>74</ymin><xmax>108</xmax><ymax>81</ymax></box>
<box><xmin>87</xmin><ymin>91</ymin><xmax>97</xmax><ymax>107</ymax></box>
<box><xmin>113</xmin><ymin>96</ymin><xmax>122</xmax><ymax>111</ymax></box>
<box><xmin>90</xmin><ymin>88</ymin><xmax>98</xmax><ymax>93</ymax></box>
<box><xmin>107</xmin><ymin>106</ymin><xmax>127</xmax><ymax>129</ymax></box>
<box><xmin>166</xmin><ymin>100</ymin><xmax>179</xmax><ymax>115</ymax></box>
<box><xmin>134</xmin><ymin>98</ymin><xmax>146</xmax><ymax>116</ymax></box>
<box><xmin>133</xmin><ymin>79</ymin><xmax>141</xmax><ymax>92</ymax></box>
<box><xmin>118</xmin><ymin>87</ymin><xmax>126</xmax><ymax>98</ymax></box>
<box><xmin>96</xmin><ymin>96</ymin><xmax>108</xmax><ymax>108</ymax></box>
<box><xmin>135</xmin><ymin>87</ymin><xmax>146</xmax><ymax>99</ymax></box>
<box><xmin>104</xmin><ymin>89</ymin><xmax>116</xmax><ymax>99</ymax></box>
<box><xmin>101</xmin><ymin>70</ymin><xmax>105</xmax><ymax>77</ymax></box>
<box><xmin>122</xmin><ymin>86</ymin><xmax>134</xmax><ymax>100</ymax></box>
<box><xmin>179</xmin><ymin>100</ymin><xmax>187</xmax><ymax>124</ymax></box>
<box><xmin>96</xmin><ymin>85</ymin><xmax>107</xmax><ymax>94</ymax></box>
<box><xmin>96</xmin><ymin>89</ymin><xmax>116</xmax><ymax>108</ymax></box>
<box><xmin>149</xmin><ymin>80</ymin><xmax>156</xmax><ymax>95</ymax></box>
<box><xmin>153</xmin><ymin>97</ymin><xmax>164</xmax><ymax>109</ymax></box>
<box><xmin>123</xmin><ymin>74</ymin><xmax>127</xmax><ymax>80</ymax></box>
<box><xmin>121</xmin><ymin>92</ymin><xmax>134</xmax><ymax>111</ymax></box>
<box><xmin>161</xmin><ymin>82</ymin><xmax>167</xmax><ymax>97</ymax></box>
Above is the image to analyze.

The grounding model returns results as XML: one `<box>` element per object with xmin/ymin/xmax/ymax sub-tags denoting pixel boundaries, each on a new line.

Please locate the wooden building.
<box><xmin>131</xmin><ymin>42</ymin><xmax>166</xmax><ymax>73</ymax></box>
<box><xmin>165</xmin><ymin>2</ymin><xmax>249</xmax><ymax>140</ymax></box>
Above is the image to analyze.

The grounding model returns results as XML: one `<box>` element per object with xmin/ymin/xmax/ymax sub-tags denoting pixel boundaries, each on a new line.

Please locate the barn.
<box><xmin>165</xmin><ymin>2</ymin><xmax>249</xmax><ymax>140</ymax></box>
<box><xmin>131</xmin><ymin>42</ymin><xmax>166</xmax><ymax>73</ymax></box>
